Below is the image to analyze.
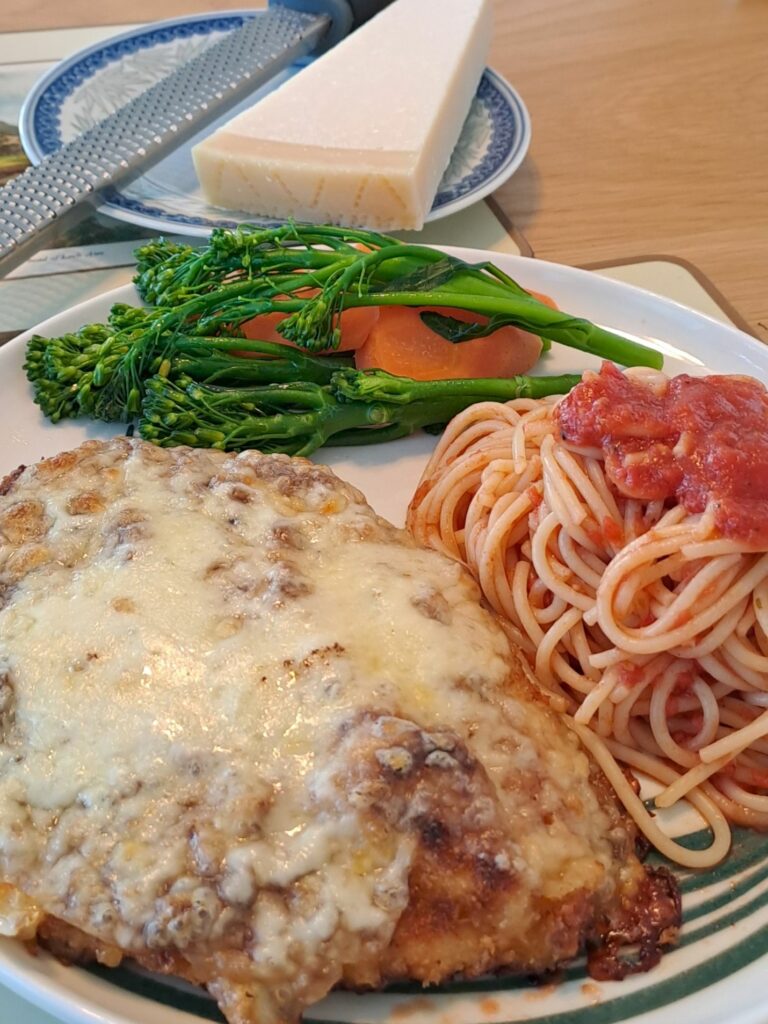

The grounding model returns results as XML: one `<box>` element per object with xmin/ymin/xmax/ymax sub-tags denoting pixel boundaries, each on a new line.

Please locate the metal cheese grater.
<box><xmin>0</xmin><ymin>0</ymin><xmax>393</xmax><ymax>277</ymax></box>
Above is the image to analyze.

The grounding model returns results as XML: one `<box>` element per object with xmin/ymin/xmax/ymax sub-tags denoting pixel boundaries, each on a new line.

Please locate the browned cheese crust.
<box><xmin>0</xmin><ymin>439</ymin><xmax>679</xmax><ymax>1024</ymax></box>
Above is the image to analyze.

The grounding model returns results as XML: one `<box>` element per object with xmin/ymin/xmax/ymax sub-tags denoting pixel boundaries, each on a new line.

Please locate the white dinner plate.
<box><xmin>18</xmin><ymin>11</ymin><xmax>531</xmax><ymax>235</ymax></box>
<box><xmin>1</xmin><ymin>248</ymin><xmax>768</xmax><ymax>1024</ymax></box>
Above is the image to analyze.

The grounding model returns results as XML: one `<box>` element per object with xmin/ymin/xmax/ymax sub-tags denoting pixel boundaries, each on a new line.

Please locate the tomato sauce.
<box><xmin>555</xmin><ymin>362</ymin><xmax>768</xmax><ymax>548</ymax></box>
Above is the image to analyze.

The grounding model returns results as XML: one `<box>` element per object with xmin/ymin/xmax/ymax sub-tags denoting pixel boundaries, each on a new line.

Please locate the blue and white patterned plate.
<box><xmin>19</xmin><ymin>11</ymin><xmax>531</xmax><ymax>236</ymax></box>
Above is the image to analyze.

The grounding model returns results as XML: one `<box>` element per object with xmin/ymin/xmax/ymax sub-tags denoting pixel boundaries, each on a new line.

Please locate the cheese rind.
<box><xmin>192</xmin><ymin>0</ymin><xmax>492</xmax><ymax>230</ymax></box>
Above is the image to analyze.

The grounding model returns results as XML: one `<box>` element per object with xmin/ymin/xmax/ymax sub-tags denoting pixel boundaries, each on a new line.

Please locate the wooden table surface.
<box><xmin>2</xmin><ymin>0</ymin><xmax>767</xmax><ymax>339</ymax></box>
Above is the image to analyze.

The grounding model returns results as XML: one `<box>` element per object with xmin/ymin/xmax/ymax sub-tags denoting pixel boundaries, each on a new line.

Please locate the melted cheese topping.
<box><xmin>0</xmin><ymin>441</ymin><xmax>634</xmax><ymax>1022</ymax></box>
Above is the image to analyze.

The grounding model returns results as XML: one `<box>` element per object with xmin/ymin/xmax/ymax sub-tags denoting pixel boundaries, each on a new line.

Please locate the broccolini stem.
<box><xmin>139</xmin><ymin>375</ymin><xmax>377</xmax><ymax>456</ymax></box>
<box><xmin>169</xmin><ymin>336</ymin><xmax>352</xmax><ymax>386</ymax></box>
<box><xmin>138</xmin><ymin>370</ymin><xmax>580</xmax><ymax>458</ymax></box>
<box><xmin>331</xmin><ymin>368</ymin><xmax>582</xmax><ymax>405</ymax></box>
<box><xmin>267</xmin><ymin>241</ymin><xmax>663</xmax><ymax>369</ymax></box>
<box><xmin>334</xmin><ymin>291</ymin><xmax>663</xmax><ymax>369</ymax></box>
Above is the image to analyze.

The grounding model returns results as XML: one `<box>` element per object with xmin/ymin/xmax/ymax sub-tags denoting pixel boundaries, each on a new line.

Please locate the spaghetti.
<box><xmin>407</xmin><ymin>365</ymin><xmax>768</xmax><ymax>868</ymax></box>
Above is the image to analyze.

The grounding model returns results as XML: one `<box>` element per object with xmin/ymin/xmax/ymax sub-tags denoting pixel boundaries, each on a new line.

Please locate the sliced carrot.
<box><xmin>354</xmin><ymin>306</ymin><xmax>544</xmax><ymax>381</ymax></box>
<box><xmin>238</xmin><ymin>281</ymin><xmax>555</xmax><ymax>366</ymax></box>
<box><xmin>528</xmin><ymin>289</ymin><xmax>557</xmax><ymax>309</ymax></box>
<box><xmin>241</xmin><ymin>288</ymin><xmax>379</xmax><ymax>353</ymax></box>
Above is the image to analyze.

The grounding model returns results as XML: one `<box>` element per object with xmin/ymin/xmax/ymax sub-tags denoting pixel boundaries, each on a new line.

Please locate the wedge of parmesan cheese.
<box><xmin>192</xmin><ymin>0</ymin><xmax>492</xmax><ymax>230</ymax></box>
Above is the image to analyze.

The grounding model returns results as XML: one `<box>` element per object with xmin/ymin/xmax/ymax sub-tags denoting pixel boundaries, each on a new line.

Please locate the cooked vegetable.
<box><xmin>25</xmin><ymin>321</ymin><xmax>579</xmax><ymax>456</ymax></box>
<box><xmin>24</xmin><ymin>223</ymin><xmax>663</xmax><ymax>457</ymax></box>
<box><xmin>130</xmin><ymin>224</ymin><xmax>662</xmax><ymax>366</ymax></box>
<box><xmin>25</xmin><ymin>331</ymin><xmax>353</xmax><ymax>424</ymax></box>
<box><xmin>240</xmin><ymin>292</ymin><xmax>379</xmax><ymax>353</ymax></box>
<box><xmin>354</xmin><ymin>306</ymin><xmax>544</xmax><ymax>380</ymax></box>
<box><xmin>140</xmin><ymin>368</ymin><xmax>582</xmax><ymax>456</ymax></box>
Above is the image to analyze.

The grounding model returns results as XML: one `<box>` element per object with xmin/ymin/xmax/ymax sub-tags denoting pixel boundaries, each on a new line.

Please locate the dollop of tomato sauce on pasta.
<box><xmin>555</xmin><ymin>361</ymin><xmax>768</xmax><ymax>548</ymax></box>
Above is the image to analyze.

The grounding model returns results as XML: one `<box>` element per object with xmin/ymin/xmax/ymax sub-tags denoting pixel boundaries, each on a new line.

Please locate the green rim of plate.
<box><xmin>79</xmin><ymin>825</ymin><xmax>768</xmax><ymax>1023</ymax></box>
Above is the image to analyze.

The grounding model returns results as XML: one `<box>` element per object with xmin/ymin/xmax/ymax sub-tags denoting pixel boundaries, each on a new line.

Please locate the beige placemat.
<box><xmin>583</xmin><ymin>255</ymin><xmax>751</xmax><ymax>333</ymax></box>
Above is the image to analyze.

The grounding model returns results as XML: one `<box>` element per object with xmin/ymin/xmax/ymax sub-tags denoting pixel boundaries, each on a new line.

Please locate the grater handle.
<box><xmin>346</xmin><ymin>0</ymin><xmax>397</xmax><ymax>29</ymax></box>
<box><xmin>271</xmin><ymin>0</ymin><xmax>396</xmax><ymax>50</ymax></box>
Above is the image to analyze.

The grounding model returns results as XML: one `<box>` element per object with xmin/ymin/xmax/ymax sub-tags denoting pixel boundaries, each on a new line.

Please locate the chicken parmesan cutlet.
<box><xmin>0</xmin><ymin>439</ymin><xmax>679</xmax><ymax>1024</ymax></box>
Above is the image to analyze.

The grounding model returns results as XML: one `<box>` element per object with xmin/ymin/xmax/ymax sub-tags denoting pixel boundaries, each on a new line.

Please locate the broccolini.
<box><xmin>24</xmin><ymin>223</ymin><xmax>663</xmax><ymax>457</ymax></box>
